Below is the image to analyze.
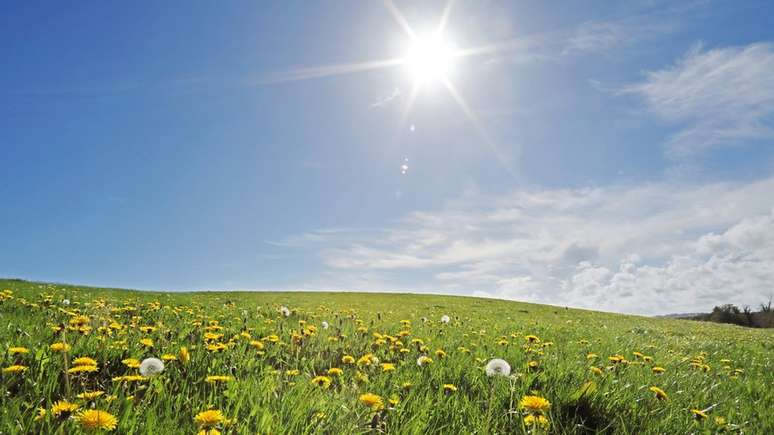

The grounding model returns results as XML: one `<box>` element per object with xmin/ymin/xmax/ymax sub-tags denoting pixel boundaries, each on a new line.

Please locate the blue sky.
<box><xmin>2</xmin><ymin>0</ymin><xmax>774</xmax><ymax>314</ymax></box>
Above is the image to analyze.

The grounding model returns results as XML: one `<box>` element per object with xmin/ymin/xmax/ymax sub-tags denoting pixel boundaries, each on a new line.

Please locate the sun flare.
<box><xmin>404</xmin><ymin>34</ymin><xmax>455</xmax><ymax>83</ymax></box>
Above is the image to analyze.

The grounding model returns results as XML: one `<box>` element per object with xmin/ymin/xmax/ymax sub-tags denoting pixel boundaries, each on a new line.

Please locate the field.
<box><xmin>1</xmin><ymin>279</ymin><xmax>772</xmax><ymax>434</ymax></box>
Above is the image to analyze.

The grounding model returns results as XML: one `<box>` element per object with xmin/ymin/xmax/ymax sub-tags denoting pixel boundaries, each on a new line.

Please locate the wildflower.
<box><xmin>714</xmin><ymin>416</ymin><xmax>727</xmax><ymax>426</ymax></box>
<box><xmin>311</xmin><ymin>376</ymin><xmax>332</xmax><ymax>388</ymax></box>
<box><xmin>195</xmin><ymin>409</ymin><xmax>225</xmax><ymax>428</ymax></box>
<box><xmin>112</xmin><ymin>375</ymin><xmax>145</xmax><ymax>383</ymax></box>
<box><xmin>443</xmin><ymin>384</ymin><xmax>457</xmax><ymax>393</ymax></box>
<box><xmin>35</xmin><ymin>407</ymin><xmax>46</xmax><ymax>421</ymax></box>
<box><xmin>525</xmin><ymin>335</ymin><xmax>540</xmax><ymax>343</ymax></box>
<box><xmin>485</xmin><ymin>359</ymin><xmax>511</xmax><ymax>377</ymax></box>
<box><xmin>68</xmin><ymin>365</ymin><xmax>98</xmax><ymax>374</ymax></box>
<box><xmin>249</xmin><ymin>340</ymin><xmax>265</xmax><ymax>351</ymax></box>
<box><xmin>524</xmin><ymin>414</ymin><xmax>551</xmax><ymax>429</ymax></box>
<box><xmin>321</xmin><ymin>321</ymin><xmax>329</xmax><ymax>329</ymax></box>
<box><xmin>179</xmin><ymin>347</ymin><xmax>190</xmax><ymax>363</ymax></box>
<box><xmin>381</xmin><ymin>363</ymin><xmax>396</xmax><ymax>373</ymax></box>
<box><xmin>2</xmin><ymin>365</ymin><xmax>28</xmax><ymax>374</ymax></box>
<box><xmin>608</xmin><ymin>355</ymin><xmax>625</xmax><ymax>364</ymax></box>
<box><xmin>205</xmin><ymin>375</ymin><xmax>234</xmax><ymax>383</ymax></box>
<box><xmin>402</xmin><ymin>382</ymin><xmax>413</xmax><ymax>390</ymax></box>
<box><xmin>280</xmin><ymin>306</ymin><xmax>291</xmax><ymax>317</ymax></box>
<box><xmin>122</xmin><ymin>358</ymin><xmax>140</xmax><ymax>368</ymax></box>
<box><xmin>77</xmin><ymin>410</ymin><xmax>118</xmax><ymax>431</ymax></box>
<box><xmin>434</xmin><ymin>349</ymin><xmax>447</xmax><ymax>359</ymax></box>
<box><xmin>52</xmin><ymin>400</ymin><xmax>80</xmax><ymax>418</ymax></box>
<box><xmin>417</xmin><ymin>356</ymin><xmax>433</xmax><ymax>366</ymax></box>
<box><xmin>652</xmin><ymin>366</ymin><xmax>666</xmax><ymax>374</ymax></box>
<box><xmin>519</xmin><ymin>395</ymin><xmax>551</xmax><ymax>414</ymax></box>
<box><xmin>440</xmin><ymin>315</ymin><xmax>450</xmax><ymax>324</ymax></box>
<box><xmin>139</xmin><ymin>358</ymin><xmax>164</xmax><ymax>377</ymax></box>
<box><xmin>342</xmin><ymin>355</ymin><xmax>355</xmax><ymax>364</ymax></box>
<box><xmin>691</xmin><ymin>409</ymin><xmax>708</xmax><ymax>420</ymax></box>
<box><xmin>50</xmin><ymin>342</ymin><xmax>70</xmax><ymax>352</ymax></box>
<box><xmin>357</xmin><ymin>353</ymin><xmax>378</xmax><ymax>367</ymax></box>
<box><xmin>327</xmin><ymin>367</ymin><xmax>343</xmax><ymax>377</ymax></box>
<box><xmin>586</xmin><ymin>353</ymin><xmax>598</xmax><ymax>360</ymax></box>
<box><xmin>285</xmin><ymin>369</ymin><xmax>300</xmax><ymax>376</ymax></box>
<box><xmin>649</xmin><ymin>386</ymin><xmax>668</xmax><ymax>401</ymax></box>
<box><xmin>527</xmin><ymin>361</ymin><xmax>540</xmax><ymax>369</ymax></box>
<box><xmin>161</xmin><ymin>354</ymin><xmax>177</xmax><ymax>361</ymax></box>
<box><xmin>198</xmin><ymin>430</ymin><xmax>222</xmax><ymax>435</ymax></box>
<box><xmin>8</xmin><ymin>347</ymin><xmax>29</xmax><ymax>355</ymax></box>
<box><xmin>359</xmin><ymin>393</ymin><xmax>384</xmax><ymax>410</ymax></box>
<box><xmin>72</xmin><ymin>357</ymin><xmax>98</xmax><ymax>367</ymax></box>
<box><xmin>590</xmin><ymin>366</ymin><xmax>603</xmax><ymax>375</ymax></box>
<box><xmin>77</xmin><ymin>391</ymin><xmax>105</xmax><ymax>400</ymax></box>
<box><xmin>139</xmin><ymin>338</ymin><xmax>154</xmax><ymax>348</ymax></box>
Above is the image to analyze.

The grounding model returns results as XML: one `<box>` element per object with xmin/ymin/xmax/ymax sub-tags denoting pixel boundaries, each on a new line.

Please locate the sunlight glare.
<box><xmin>404</xmin><ymin>34</ymin><xmax>455</xmax><ymax>84</ymax></box>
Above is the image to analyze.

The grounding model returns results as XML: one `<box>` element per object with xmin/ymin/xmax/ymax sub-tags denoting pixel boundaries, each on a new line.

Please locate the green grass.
<box><xmin>1</xmin><ymin>278</ymin><xmax>772</xmax><ymax>434</ymax></box>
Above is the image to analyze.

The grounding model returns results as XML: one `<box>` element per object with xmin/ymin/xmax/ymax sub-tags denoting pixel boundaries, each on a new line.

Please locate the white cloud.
<box><xmin>280</xmin><ymin>177</ymin><xmax>774</xmax><ymax>315</ymax></box>
<box><xmin>562</xmin><ymin>19</ymin><xmax>673</xmax><ymax>56</ymax></box>
<box><xmin>625</xmin><ymin>42</ymin><xmax>774</xmax><ymax>156</ymax></box>
<box><xmin>370</xmin><ymin>87</ymin><xmax>401</xmax><ymax>108</ymax></box>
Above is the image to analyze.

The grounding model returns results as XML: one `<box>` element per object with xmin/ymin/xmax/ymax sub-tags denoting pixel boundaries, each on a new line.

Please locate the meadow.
<box><xmin>1</xmin><ymin>278</ymin><xmax>772</xmax><ymax>434</ymax></box>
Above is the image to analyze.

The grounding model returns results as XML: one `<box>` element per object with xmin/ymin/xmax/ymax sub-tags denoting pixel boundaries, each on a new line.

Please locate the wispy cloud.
<box><xmin>370</xmin><ymin>87</ymin><xmax>401</xmax><ymax>108</ymax></box>
<box><xmin>280</xmin><ymin>177</ymin><xmax>774</xmax><ymax>314</ymax></box>
<box><xmin>625</xmin><ymin>42</ymin><xmax>774</xmax><ymax>156</ymax></box>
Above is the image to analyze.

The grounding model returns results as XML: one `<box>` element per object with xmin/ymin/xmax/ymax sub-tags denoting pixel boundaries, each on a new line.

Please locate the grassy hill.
<box><xmin>1</xmin><ymin>279</ymin><xmax>772</xmax><ymax>434</ymax></box>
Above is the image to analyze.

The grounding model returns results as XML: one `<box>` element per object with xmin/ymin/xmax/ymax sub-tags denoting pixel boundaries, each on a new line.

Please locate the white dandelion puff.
<box><xmin>321</xmin><ymin>321</ymin><xmax>329</xmax><ymax>329</ymax></box>
<box><xmin>440</xmin><ymin>315</ymin><xmax>450</xmax><ymax>324</ymax></box>
<box><xmin>139</xmin><ymin>357</ymin><xmax>164</xmax><ymax>377</ymax></box>
<box><xmin>280</xmin><ymin>306</ymin><xmax>290</xmax><ymax>317</ymax></box>
<box><xmin>62</xmin><ymin>299</ymin><xmax>70</xmax><ymax>306</ymax></box>
<box><xmin>485</xmin><ymin>359</ymin><xmax>511</xmax><ymax>377</ymax></box>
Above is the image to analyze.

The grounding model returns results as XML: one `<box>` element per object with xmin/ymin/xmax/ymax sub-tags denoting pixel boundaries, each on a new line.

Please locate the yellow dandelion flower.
<box><xmin>417</xmin><ymin>356</ymin><xmax>433</xmax><ymax>366</ymax></box>
<box><xmin>68</xmin><ymin>365</ymin><xmax>98</xmax><ymax>374</ymax></box>
<box><xmin>327</xmin><ymin>367</ymin><xmax>343</xmax><ymax>376</ymax></box>
<box><xmin>179</xmin><ymin>346</ymin><xmax>190</xmax><ymax>364</ymax></box>
<box><xmin>50</xmin><ymin>342</ymin><xmax>71</xmax><ymax>352</ymax></box>
<box><xmin>161</xmin><ymin>354</ymin><xmax>177</xmax><ymax>361</ymax></box>
<box><xmin>8</xmin><ymin>347</ymin><xmax>29</xmax><ymax>355</ymax></box>
<box><xmin>205</xmin><ymin>375</ymin><xmax>233</xmax><ymax>383</ymax></box>
<box><xmin>122</xmin><ymin>358</ymin><xmax>140</xmax><ymax>368</ymax></box>
<box><xmin>197</xmin><ymin>430</ymin><xmax>222</xmax><ymax>435</ymax></box>
<box><xmin>341</xmin><ymin>355</ymin><xmax>355</xmax><ymax>364</ymax></box>
<box><xmin>652</xmin><ymin>366</ymin><xmax>666</xmax><ymax>374</ymax></box>
<box><xmin>139</xmin><ymin>338</ymin><xmax>154</xmax><ymax>348</ymax></box>
<box><xmin>195</xmin><ymin>409</ymin><xmax>225</xmax><ymax>428</ymax></box>
<box><xmin>402</xmin><ymin>382</ymin><xmax>413</xmax><ymax>390</ymax></box>
<box><xmin>519</xmin><ymin>395</ymin><xmax>551</xmax><ymax>414</ymax></box>
<box><xmin>524</xmin><ymin>414</ymin><xmax>550</xmax><ymax>429</ymax></box>
<box><xmin>590</xmin><ymin>366</ymin><xmax>603</xmax><ymax>375</ymax></box>
<box><xmin>443</xmin><ymin>384</ymin><xmax>457</xmax><ymax>393</ymax></box>
<box><xmin>691</xmin><ymin>409</ymin><xmax>708</xmax><ymax>420</ymax></box>
<box><xmin>72</xmin><ymin>357</ymin><xmax>97</xmax><ymax>367</ymax></box>
<box><xmin>77</xmin><ymin>391</ymin><xmax>105</xmax><ymax>400</ymax></box>
<box><xmin>2</xmin><ymin>365</ymin><xmax>27</xmax><ymax>374</ymax></box>
<box><xmin>77</xmin><ymin>410</ymin><xmax>117</xmax><ymax>431</ymax></box>
<box><xmin>649</xmin><ymin>386</ymin><xmax>668</xmax><ymax>401</ymax></box>
<box><xmin>359</xmin><ymin>393</ymin><xmax>384</xmax><ymax>410</ymax></box>
<box><xmin>311</xmin><ymin>375</ymin><xmax>332</xmax><ymax>388</ymax></box>
<box><xmin>52</xmin><ymin>400</ymin><xmax>80</xmax><ymax>418</ymax></box>
<box><xmin>381</xmin><ymin>363</ymin><xmax>396</xmax><ymax>373</ymax></box>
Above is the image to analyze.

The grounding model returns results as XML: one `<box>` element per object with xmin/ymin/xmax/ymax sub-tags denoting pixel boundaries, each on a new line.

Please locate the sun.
<box><xmin>404</xmin><ymin>34</ymin><xmax>455</xmax><ymax>84</ymax></box>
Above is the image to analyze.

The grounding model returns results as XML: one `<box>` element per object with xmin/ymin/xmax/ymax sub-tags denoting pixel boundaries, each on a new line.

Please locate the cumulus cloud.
<box><xmin>278</xmin><ymin>177</ymin><xmax>774</xmax><ymax>315</ymax></box>
<box><xmin>625</xmin><ymin>42</ymin><xmax>774</xmax><ymax>156</ymax></box>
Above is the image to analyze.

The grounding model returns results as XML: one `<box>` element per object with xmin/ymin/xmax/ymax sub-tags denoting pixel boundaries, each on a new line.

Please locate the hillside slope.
<box><xmin>1</xmin><ymin>279</ymin><xmax>772</xmax><ymax>434</ymax></box>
